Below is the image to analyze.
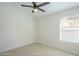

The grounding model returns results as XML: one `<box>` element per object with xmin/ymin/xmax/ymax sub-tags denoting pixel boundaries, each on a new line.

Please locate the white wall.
<box><xmin>37</xmin><ymin>6</ymin><xmax>79</xmax><ymax>55</ymax></box>
<box><xmin>0</xmin><ymin>3</ymin><xmax>36</xmax><ymax>52</ymax></box>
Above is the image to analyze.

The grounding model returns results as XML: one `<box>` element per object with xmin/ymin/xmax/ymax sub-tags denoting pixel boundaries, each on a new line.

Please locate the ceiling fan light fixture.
<box><xmin>33</xmin><ymin>8</ymin><xmax>38</xmax><ymax>12</ymax></box>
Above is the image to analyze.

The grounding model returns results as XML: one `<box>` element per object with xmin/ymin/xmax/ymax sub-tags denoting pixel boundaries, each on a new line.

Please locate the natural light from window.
<box><xmin>60</xmin><ymin>15</ymin><xmax>79</xmax><ymax>43</ymax></box>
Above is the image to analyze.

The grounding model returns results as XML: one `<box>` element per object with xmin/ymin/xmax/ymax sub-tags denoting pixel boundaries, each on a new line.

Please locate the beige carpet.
<box><xmin>0</xmin><ymin>43</ymin><xmax>74</xmax><ymax>56</ymax></box>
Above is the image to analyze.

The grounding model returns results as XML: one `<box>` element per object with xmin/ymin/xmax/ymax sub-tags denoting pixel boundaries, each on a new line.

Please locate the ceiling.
<box><xmin>16</xmin><ymin>2</ymin><xmax>79</xmax><ymax>19</ymax></box>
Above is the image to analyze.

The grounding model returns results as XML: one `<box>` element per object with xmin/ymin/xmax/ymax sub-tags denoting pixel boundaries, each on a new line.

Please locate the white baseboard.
<box><xmin>0</xmin><ymin>41</ymin><xmax>35</xmax><ymax>53</ymax></box>
<box><xmin>37</xmin><ymin>40</ymin><xmax>78</xmax><ymax>56</ymax></box>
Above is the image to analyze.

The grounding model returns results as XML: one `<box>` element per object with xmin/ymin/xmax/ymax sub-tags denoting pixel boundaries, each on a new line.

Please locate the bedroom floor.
<box><xmin>0</xmin><ymin>43</ymin><xmax>74</xmax><ymax>56</ymax></box>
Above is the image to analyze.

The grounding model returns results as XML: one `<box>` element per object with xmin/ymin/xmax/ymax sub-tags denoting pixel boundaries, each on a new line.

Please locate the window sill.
<box><xmin>61</xmin><ymin>28</ymin><xmax>79</xmax><ymax>30</ymax></box>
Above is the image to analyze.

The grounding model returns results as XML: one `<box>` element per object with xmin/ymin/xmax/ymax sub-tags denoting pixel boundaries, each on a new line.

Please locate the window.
<box><xmin>61</xmin><ymin>16</ymin><xmax>79</xmax><ymax>29</ymax></box>
<box><xmin>60</xmin><ymin>15</ymin><xmax>79</xmax><ymax>43</ymax></box>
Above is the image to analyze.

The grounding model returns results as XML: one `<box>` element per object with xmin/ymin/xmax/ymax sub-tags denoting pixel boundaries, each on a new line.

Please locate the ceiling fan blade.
<box><xmin>38</xmin><ymin>8</ymin><xmax>45</xmax><ymax>12</ymax></box>
<box><xmin>21</xmin><ymin>5</ymin><xmax>33</xmax><ymax>7</ymax></box>
<box><xmin>37</xmin><ymin>2</ymin><xmax>50</xmax><ymax>7</ymax></box>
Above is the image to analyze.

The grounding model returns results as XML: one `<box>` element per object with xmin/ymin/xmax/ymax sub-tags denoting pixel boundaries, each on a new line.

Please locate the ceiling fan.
<box><xmin>21</xmin><ymin>2</ymin><xmax>50</xmax><ymax>13</ymax></box>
